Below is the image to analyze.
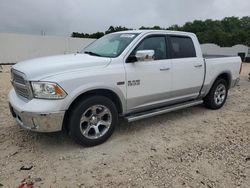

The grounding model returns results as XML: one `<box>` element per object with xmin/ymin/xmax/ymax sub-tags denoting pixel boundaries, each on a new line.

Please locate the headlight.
<box><xmin>31</xmin><ymin>82</ymin><xmax>67</xmax><ymax>99</ymax></box>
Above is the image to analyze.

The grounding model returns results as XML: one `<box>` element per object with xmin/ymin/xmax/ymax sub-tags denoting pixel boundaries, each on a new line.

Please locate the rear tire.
<box><xmin>69</xmin><ymin>96</ymin><xmax>118</xmax><ymax>147</ymax></box>
<box><xmin>204</xmin><ymin>78</ymin><xmax>228</xmax><ymax>110</ymax></box>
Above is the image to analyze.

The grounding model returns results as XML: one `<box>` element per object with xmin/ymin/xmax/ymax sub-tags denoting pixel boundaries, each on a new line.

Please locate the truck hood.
<box><xmin>13</xmin><ymin>54</ymin><xmax>111</xmax><ymax>80</ymax></box>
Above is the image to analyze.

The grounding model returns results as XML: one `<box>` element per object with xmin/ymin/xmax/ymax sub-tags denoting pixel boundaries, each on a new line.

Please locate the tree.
<box><xmin>71</xmin><ymin>16</ymin><xmax>250</xmax><ymax>46</ymax></box>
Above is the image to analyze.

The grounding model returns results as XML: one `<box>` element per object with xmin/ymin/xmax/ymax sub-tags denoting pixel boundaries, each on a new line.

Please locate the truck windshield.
<box><xmin>82</xmin><ymin>33</ymin><xmax>139</xmax><ymax>58</ymax></box>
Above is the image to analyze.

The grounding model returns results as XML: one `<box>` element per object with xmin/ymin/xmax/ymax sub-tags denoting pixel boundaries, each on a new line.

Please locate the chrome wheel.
<box><xmin>214</xmin><ymin>84</ymin><xmax>226</xmax><ymax>106</ymax></box>
<box><xmin>79</xmin><ymin>105</ymin><xmax>112</xmax><ymax>140</ymax></box>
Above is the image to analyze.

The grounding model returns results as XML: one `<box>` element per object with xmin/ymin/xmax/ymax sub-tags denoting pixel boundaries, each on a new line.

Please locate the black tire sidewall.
<box><xmin>69</xmin><ymin>96</ymin><xmax>118</xmax><ymax>147</ymax></box>
<box><xmin>204</xmin><ymin>79</ymin><xmax>228</xmax><ymax>109</ymax></box>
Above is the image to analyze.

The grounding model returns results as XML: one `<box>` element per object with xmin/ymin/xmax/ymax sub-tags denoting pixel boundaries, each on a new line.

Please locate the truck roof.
<box><xmin>115</xmin><ymin>30</ymin><xmax>195</xmax><ymax>36</ymax></box>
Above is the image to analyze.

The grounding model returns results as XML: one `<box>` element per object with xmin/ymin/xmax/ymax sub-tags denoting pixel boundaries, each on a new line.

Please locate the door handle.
<box><xmin>160</xmin><ymin>67</ymin><xmax>170</xmax><ymax>71</ymax></box>
<box><xmin>194</xmin><ymin>64</ymin><xmax>203</xmax><ymax>68</ymax></box>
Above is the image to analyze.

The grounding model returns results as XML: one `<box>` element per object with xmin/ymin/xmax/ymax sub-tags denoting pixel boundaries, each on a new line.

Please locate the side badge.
<box><xmin>128</xmin><ymin>80</ymin><xmax>140</xmax><ymax>87</ymax></box>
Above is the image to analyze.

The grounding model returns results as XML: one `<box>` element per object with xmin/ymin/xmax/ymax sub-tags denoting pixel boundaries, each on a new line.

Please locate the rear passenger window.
<box><xmin>169</xmin><ymin>36</ymin><xmax>196</xmax><ymax>58</ymax></box>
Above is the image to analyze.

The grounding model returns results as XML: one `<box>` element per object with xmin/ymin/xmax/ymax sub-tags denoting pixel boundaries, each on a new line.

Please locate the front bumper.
<box><xmin>9</xmin><ymin>89</ymin><xmax>65</xmax><ymax>132</ymax></box>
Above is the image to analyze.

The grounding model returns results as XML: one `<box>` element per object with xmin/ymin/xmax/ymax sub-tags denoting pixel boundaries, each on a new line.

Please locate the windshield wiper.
<box><xmin>84</xmin><ymin>51</ymin><xmax>101</xmax><ymax>57</ymax></box>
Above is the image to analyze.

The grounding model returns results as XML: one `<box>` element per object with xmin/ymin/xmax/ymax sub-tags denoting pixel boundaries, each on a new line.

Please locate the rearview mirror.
<box><xmin>135</xmin><ymin>50</ymin><xmax>155</xmax><ymax>62</ymax></box>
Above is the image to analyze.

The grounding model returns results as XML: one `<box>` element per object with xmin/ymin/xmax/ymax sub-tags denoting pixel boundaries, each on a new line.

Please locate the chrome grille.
<box><xmin>11</xmin><ymin>69</ymin><xmax>31</xmax><ymax>99</ymax></box>
<box><xmin>14</xmin><ymin>85</ymin><xmax>30</xmax><ymax>99</ymax></box>
<box><xmin>12</xmin><ymin>72</ymin><xmax>26</xmax><ymax>85</ymax></box>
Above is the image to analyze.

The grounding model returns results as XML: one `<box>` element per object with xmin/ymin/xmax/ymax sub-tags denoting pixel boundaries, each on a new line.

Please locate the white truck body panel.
<box><xmin>203</xmin><ymin>57</ymin><xmax>242</xmax><ymax>91</ymax></box>
<box><xmin>125</xmin><ymin>58</ymin><xmax>172</xmax><ymax>111</ymax></box>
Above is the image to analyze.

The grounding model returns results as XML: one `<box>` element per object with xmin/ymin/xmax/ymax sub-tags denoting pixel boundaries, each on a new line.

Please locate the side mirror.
<box><xmin>126</xmin><ymin>50</ymin><xmax>155</xmax><ymax>63</ymax></box>
<box><xmin>126</xmin><ymin>55</ymin><xmax>138</xmax><ymax>63</ymax></box>
<box><xmin>135</xmin><ymin>50</ymin><xmax>155</xmax><ymax>62</ymax></box>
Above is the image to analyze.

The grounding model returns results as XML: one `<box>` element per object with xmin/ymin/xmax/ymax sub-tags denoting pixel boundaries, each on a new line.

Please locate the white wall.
<box><xmin>0</xmin><ymin>33</ymin><xmax>95</xmax><ymax>64</ymax></box>
<box><xmin>201</xmin><ymin>43</ymin><xmax>249</xmax><ymax>57</ymax></box>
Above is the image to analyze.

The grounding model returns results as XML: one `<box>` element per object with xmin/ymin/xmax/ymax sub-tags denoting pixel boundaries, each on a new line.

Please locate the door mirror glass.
<box><xmin>135</xmin><ymin>50</ymin><xmax>155</xmax><ymax>62</ymax></box>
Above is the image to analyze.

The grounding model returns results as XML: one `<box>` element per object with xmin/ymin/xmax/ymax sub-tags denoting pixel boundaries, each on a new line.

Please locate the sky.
<box><xmin>0</xmin><ymin>0</ymin><xmax>249</xmax><ymax>36</ymax></box>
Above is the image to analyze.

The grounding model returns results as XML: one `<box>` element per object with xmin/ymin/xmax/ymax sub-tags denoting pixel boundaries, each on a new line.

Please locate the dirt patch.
<box><xmin>0</xmin><ymin>64</ymin><xmax>250</xmax><ymax>187</ymax></box>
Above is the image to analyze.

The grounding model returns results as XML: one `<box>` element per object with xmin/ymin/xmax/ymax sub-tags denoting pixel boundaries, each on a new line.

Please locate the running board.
<box><xmin>125</xmin><ymin>100</ymin><xmax>203</xmax><ymax>122</ymax></box>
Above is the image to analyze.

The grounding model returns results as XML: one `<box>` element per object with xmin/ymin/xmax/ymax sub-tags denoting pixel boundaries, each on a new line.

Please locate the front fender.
<box><xmin>63</xmin><ymin>82</ymin><xmax>126</xmax><ymax>113</ymax></box>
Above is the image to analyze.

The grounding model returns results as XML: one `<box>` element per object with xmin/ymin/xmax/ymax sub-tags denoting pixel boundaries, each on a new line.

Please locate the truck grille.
<box><xmin>11</xmin><ymin>69</ymin><xmax>31</xmax><ymax>99</ymax></box>
<box><xmin>12</xmin><ymin>72</ymin><xmax>26</xmax><ymax>85</ymax></box>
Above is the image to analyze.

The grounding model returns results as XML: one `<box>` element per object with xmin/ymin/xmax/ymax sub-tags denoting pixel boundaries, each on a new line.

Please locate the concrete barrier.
<box><xmin>201</xmin><ymin>43</ymin><xmax>250</xmax><ymax>60</ymax></box>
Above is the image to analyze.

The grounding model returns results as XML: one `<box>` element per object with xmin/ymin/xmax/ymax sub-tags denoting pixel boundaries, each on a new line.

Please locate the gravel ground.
<box><xmin>0</xmin><ymin>64</ymin><xmax>249</xmax><ymax>188</ymax></box>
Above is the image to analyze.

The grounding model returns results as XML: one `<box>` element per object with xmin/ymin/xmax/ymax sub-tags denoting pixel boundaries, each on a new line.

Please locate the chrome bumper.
<box><xmin>9</xmin><ymin>103</ymin><xmax>65</xmax><ymax>132</ymax></box>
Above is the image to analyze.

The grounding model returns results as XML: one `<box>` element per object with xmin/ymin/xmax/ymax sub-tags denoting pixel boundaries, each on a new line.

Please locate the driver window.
<box><xmin>133</xmin><ymin>36</ymin><xmax>167</xmax><ymax>60</ymax></box>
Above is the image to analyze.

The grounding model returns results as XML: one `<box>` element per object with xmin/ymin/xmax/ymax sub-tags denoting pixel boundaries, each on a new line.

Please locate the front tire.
<box><xmin>204</xmin><ymin>78</ymin><xmax>228</xmax><ymax>110</ymax></box>
<box><xmin>69</xmin><ymin>96</ymin><xmax>118</xmax><ymax>147</ymax></box>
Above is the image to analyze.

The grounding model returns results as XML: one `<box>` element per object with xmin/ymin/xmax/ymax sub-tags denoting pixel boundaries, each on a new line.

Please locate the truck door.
<box><xmin>125</xmin><ymin>35</ymin><xmax>172</xmax><ymax>113</ymax></box>
<box><xmin>168</xmin><ymin>35</ymin><xmax>204</xmax><ymax>101</ymax></box>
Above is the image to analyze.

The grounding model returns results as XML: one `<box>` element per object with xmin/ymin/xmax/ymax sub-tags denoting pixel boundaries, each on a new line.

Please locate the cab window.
<box><xmin>133</xmin><ymin>36</ymin><xmax>167</xmax><ymax>60</ymax></box>
<box><xmin>169</xmin><ymin>36</ymin><xmax>196</xmax><ymax>58</ymax></box>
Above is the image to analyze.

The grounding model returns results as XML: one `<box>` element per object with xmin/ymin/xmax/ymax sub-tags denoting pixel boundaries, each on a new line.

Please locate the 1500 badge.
<box><xmin>128</xmin><ymin>80</ymin><xmax>140</xmax><ymax>86</ymax></box>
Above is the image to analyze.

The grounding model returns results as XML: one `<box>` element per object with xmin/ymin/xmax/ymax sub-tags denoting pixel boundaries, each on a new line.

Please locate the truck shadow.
<box><xmin>7</xmin><ymin>104</ymin><xmax>208</xmax><ymax>150</ymax></box>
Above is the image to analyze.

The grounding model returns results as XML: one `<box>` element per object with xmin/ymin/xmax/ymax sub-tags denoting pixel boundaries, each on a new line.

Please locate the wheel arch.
<box><xmin>62</xmin><ymin>88</ymin><xmax>124</xmax><ymax>132</ymax></box>
<box><xmin>203</xmin><ymin>72</ymin><xmax>230</xmax><ymax>110</ymax></box>
<box><xmin>204</xmin><ymin>71</ymin><xmax>232</xmax><ymax>98</ymax></box>
<box><xmin>216</xmin><ymin>72</ymin><xmax>232</xmax><ymax>88</ymax></box>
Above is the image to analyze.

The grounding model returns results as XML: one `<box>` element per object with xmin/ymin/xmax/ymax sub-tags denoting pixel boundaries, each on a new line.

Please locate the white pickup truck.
<box><xmin>9</xmin><ymin>30</ymin><xmax>241</xmax><ymax>146</ymax></box>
